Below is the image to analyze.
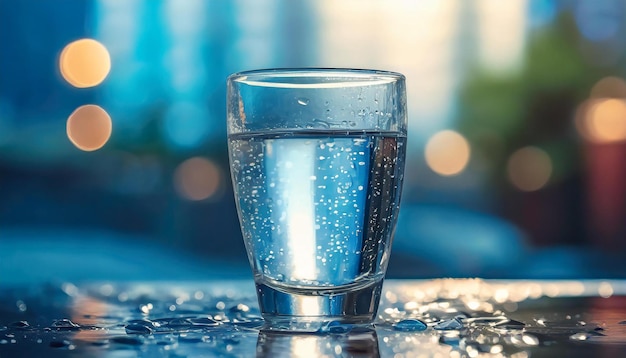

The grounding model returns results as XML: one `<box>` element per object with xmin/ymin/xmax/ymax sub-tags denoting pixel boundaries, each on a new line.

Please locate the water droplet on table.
<box><xmin>230</xmin><ymin>303</ymin><xmax>250</xmax><ymax>313</ymax></box>
<box><xmin>111</xmin><ymin>336</ymin><xmax>144</xmax><ymax>346</ymax></box>
<box><xmin>189</xmin><ymin>317</ymin><xmax>220</xmax><ymax>327</ymax></box>
<box><xmin>311</xmin><ymin>118</ymin><xmax>331</xmax><ymax>129</ymax></box>
<box><xmin>179</xmin><ymin>333</ymin><xmax>204</xmax><ymax>343</ymax></box>
<box><xmin>393</xmin><ymin>319</ymin><xmax>427</xmax><ymax>332</ymax></box>
<box><xmin>50</xmin><ymin>319</ymin><xmax>81</xmax><ymax>330</ymax></box>
<box><xmin>521</xmin><ymin>334</ymin><xmax>540</xmax><ymax>346</ymax></box>
<box><xmin>49</xmin><ymin>339</ymin><xmax>72</xmax><ymax>348</ymax></box>
<box><xmin>570</xmin><ymin>332</ymin><xmax>589</xmax><ymax>341</ymax></box>
<box><xmin>320</xmin><ymin>320</ymin><xmax>353</xmax><ymax>333</ymax></box>
<box><xmin>125</xmin><ymin>324</ymin><xmax>153</xmax><ymax>335</ymax></box>
<box><xmin>9</xmin><ymin>321</ymin><xmax>31</xmax><ymax>330</ymax></box>
<box><xmin>494</xmin><ymin>319</ymin><xmax>526</xmax><ymax>330</ymax></box>
<box><xmin>434</xmin><ymin>317</ymin><xmax>464</xmax><ymax>331</ymax></box>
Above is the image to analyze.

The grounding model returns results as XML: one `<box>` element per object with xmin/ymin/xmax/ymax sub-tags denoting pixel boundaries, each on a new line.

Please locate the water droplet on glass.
<box><xmin>393</xmin><ymin>319</ymin><xmax>427</xmax><ymax>332</ymax></box>
<box><xmin>297</xmin><ymin>97</ymin><xmax>309</xmax><ymax>106</ymax></box>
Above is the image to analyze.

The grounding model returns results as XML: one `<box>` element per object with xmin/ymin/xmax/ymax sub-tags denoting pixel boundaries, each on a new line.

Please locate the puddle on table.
<box><xmin>1</xmin><ymin>279</ymin><xmax>626</xmax><ymax>357</ymax></box>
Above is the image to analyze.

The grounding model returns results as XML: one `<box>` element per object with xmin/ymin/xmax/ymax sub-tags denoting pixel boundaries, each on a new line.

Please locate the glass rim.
<box><xmin>228</xmin><ymin>68</ymin><xmax>405</xmax><ymax>89</ymax></box>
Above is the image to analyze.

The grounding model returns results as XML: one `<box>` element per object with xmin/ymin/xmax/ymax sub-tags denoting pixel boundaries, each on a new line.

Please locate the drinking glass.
<box><xmin>226</xmin><ymin>68</ymin><xmax>407</xmax><ymax>331</ymax></box>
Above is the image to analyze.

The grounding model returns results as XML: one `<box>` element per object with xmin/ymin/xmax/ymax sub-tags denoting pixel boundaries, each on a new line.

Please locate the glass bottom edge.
<box><xmin>255</xmin><ymin>278</ymin><xmax>383</xmax><ymax>332</ymax></box>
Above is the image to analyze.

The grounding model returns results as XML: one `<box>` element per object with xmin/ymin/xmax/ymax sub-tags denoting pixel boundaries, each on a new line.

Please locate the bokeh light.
<box><xmin>574</xmin><ymin>1</ymin><xmax>621</xmax><ymax>42</ymax></box>
<box><xmin>507</xmin><ymin>146</ymin><xmax>552</xmax><ymax>192</ymax></box>
<box><xmin>174</xmin><ymin>157</ymin><xmax>222</xmax><ymax>201</ymax></box>
<box><xmin>59</xmin><ymin>38</ymin><xmax>111</xmax><ymax>88</ymax></box>
<box><xmin>590</xmin><ymin>76</ymin><xmax>626</xmax><ymax>99</ymax></box>
<box><xmin>425</xmin><ymin>130</ymin><xmax>471</xmax><ymax>176</ymax></box>
<box><xmin>578</xmin><ymin>99</ymin><xmax>626</xmax><ymax>144</ymax></box>
<box><xmin>66</xmin><ymin>105</ymin><xmax>112</xmax><ymax>151</ymax></box>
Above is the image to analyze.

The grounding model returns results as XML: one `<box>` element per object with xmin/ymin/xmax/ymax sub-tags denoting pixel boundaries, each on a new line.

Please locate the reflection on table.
<box><xmin>1</xmin><ymin>279</ymin><xmax>626</xmax><ymax>357</ymax></box>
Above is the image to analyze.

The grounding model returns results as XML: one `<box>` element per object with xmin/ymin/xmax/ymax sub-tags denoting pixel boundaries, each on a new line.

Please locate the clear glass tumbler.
<box><xmin>226</xmin><ymin>68</ymin><xmax>407</xmax><ymax>331</ymax></box>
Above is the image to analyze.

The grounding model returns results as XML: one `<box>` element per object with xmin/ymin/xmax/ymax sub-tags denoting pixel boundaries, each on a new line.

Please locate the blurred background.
<box><xmin>1</xmin><ymin>0</ymin><xmax>626</xmax><ymax>283</ymax></box>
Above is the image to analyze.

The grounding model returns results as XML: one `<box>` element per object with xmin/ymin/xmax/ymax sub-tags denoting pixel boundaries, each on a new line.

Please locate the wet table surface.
<box><xmin>1</xmin><ymin>279</ymin><xmax>626</xmax><ymax>357</ymax></box>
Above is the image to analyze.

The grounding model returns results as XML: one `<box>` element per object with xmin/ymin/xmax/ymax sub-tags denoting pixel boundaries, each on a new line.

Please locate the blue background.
<box><xmin>1</xmin><ymin>0</ymin><xmax>626</xmax><ymax>283</ymax></box>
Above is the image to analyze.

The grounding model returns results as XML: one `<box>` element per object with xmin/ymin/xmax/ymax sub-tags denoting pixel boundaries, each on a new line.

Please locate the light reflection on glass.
<box><xmin>173</xmin><ymin>157</ymin><xmax>222</xmax><ymax>201</ymax></box>
<box><xmin>276</xmin><ymin>142</ymin><xmax>318</xmax><ymax>284</ymax></box>
<box><xmin>506</xmin><ymin>146</ymin><xmax>552</xmax><ymax>192</ymax></box>
<box><xmin>425</xmin><ymin>130</ymin><xmax>471</xmax><ymax>176</ymax></box>
<box><xmin>66</xmin><ymin>105</ymin><xmax>112</xmax><ymax>151</ymax></box>
<box><xmin>59</xmin><ymin>39</ymin><xmax>111</xmax><ymax>88</ymax></box>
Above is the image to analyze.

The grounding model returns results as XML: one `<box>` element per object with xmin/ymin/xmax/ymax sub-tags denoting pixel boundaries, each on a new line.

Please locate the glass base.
<box><xmin>255</xmin><ymin>278</ymin><xmax>383</xmax><ymax>332</ymax></box>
